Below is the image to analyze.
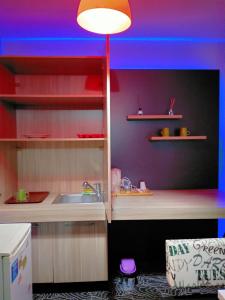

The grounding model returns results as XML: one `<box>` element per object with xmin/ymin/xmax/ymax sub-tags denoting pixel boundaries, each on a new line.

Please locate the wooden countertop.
<box><xmin>1</xmin><ymin>189</ymin><xmax>225</xmax><ymax>223</ymax></box>
<box><xmin>0</xmin><ymin>193</ymin><xmax>106</xmax><ymax>223</ymax></box>
<box><xmin>112</xmin><ymin>189</ymin><xmax>225</xmax><ymax>220</ymax></box>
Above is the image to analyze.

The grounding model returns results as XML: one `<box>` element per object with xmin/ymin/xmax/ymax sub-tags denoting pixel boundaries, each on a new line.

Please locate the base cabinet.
<box><xmin>53</xmin><ymin>221</ymin><xmax>108</xmax><ymax>282</ymax></box>
<box><xmin>31</xmin><ymin>223</ymin><xmax>54</xmax><ymax>283</ymax></box>
<box><xmin>31</xmin><ymin>221</ymin><xmax>108</xmax><ymax>283</ymax></box>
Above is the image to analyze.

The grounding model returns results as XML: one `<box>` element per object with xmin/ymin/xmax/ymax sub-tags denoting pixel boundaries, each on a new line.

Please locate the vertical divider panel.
<box><xmin>103</xmin><ymin>36</ymin><xmax>112</xmax><ymax>222</ymax></box>
<box><xmin>0</xmin><ymin>64</ymin><xmax>15</xmax><ymax>94</ymax></box>
<box><xmin>0</xmin><ymin>143</ymin><xmax>17</xmax><ymax>203</ymax></box>
<box><xmin>0</xmin><ymin>65</ymin><xmax>16</xmax><ymax>138</ymax></box>
<box><xmin>0</xmin><ymin>64</ymin><xmax>17</xmax><ymax>202</ymax></box>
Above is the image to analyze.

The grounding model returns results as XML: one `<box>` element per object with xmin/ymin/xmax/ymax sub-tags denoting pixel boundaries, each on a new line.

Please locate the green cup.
<box><xmin>16</xmin><ymin>189</ymin><xmax>27</xmax><ymax>202</ymax></box>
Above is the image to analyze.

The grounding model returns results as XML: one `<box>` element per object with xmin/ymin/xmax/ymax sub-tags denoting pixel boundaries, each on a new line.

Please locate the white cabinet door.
<box><xmin>31</xmin><ymin>223</ymin><xmax>54</xmax><ymax>283</ymax></box>
<box><xmin>53</xmin><ymin>221</ymin><xmax>108</xmax><ymax>283</ymax></box>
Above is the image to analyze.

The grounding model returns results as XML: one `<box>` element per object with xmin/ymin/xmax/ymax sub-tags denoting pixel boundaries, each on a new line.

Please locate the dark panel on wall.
<box><xmin>111</xmin><ymin>70</ymin><xmax>219</xmax><ymax>189</ymax></box>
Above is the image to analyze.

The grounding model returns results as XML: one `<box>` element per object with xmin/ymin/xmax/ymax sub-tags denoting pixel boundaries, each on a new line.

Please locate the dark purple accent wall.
<box><xmin>111</xmin><ymin>70</ymin><xmax>219</xmax><ymax>189</ymax></box>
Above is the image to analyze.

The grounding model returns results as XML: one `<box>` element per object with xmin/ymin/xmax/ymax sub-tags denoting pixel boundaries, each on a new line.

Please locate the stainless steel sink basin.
<box><xmin>53</xmin><ymin>193</ymin><xmax>100</xmax><ymax>204</ymax></box>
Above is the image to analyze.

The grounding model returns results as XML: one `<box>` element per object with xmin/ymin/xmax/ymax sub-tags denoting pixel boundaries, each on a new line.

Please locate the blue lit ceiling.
<box><xmin>0</xmin><ymin>0</ymin><xmax>224</xmax><ymax>40</ymax></box>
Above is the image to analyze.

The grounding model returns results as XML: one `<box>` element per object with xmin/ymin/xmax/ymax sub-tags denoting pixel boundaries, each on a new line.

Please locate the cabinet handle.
<box><xmin>63</xmin><ymin>222</ymin><xmax>95</xmax><ymax>227</ymax></box>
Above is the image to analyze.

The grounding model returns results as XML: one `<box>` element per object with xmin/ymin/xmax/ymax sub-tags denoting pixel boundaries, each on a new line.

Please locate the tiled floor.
<box><xmin>33</xmin><ymin>273</ymin><xmax>219</xmax><ymax>300</ymax></box>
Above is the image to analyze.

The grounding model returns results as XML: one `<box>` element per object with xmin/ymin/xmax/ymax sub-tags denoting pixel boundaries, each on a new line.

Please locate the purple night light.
<box><xmin>120</xmin><ymin>258</ymin><xmax>136</xmax><ymax>275</ymax></box>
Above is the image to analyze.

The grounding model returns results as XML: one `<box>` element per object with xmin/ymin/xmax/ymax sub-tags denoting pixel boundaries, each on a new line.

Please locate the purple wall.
<box><xmin>111</xmin><ymin>70</ymin><xmax>219</xmax><ymax>189</ymax></box>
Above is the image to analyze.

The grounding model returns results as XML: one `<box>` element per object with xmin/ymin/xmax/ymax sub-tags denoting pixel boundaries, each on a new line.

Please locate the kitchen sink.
<box><xmin>53</xmin><ymin>193</ymin><xmax>101</xmax><ymax>204</ymax></box>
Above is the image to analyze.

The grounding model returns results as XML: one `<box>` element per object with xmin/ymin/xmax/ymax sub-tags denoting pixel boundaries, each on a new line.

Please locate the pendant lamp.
<box><xmin>77</xmin><ymin>0</ymin><xmax>132</xmax><ymax>34</ymax></box>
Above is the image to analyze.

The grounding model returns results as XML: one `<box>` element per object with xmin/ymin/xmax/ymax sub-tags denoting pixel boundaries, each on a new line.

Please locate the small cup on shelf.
<box><xmin>160</xmin><ymin>127</ymin><xmax>170</xmax><ymax>137</ymax></box>
<box><xmin>179</xmin><ymin>127</ymin><xmax>191</xmax><ymax>136</ymax></box>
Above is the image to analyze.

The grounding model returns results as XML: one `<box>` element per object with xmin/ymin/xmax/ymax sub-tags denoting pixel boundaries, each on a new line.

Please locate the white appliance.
<box><xmin>0</xmin><ymin>223</ymin><xmax>32</xmax><ymax>300</ymax></box>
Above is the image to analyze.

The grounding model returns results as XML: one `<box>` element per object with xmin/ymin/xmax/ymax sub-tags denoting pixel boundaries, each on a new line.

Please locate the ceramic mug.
<box><xmin>160</xmin><ymin>127</ymin><xmax>170</xmax><ymax>137</ymax></box>
<box><xmin>140</xmin><ymin>181</ymin><xmax>147</xmax><ymax>191</ymax></box>
<box><xmin>16</xmin><ymin>189</ymin><xmax>28</xmax><ymax>202</ymax></box>
<box><xmin>180</xmin><ymin>127</ymin><xmax>191</xmax><ymax>136</ymax></box>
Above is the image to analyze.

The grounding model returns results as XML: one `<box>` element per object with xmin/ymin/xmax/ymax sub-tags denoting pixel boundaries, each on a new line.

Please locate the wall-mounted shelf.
<box><xmin>149</xmin><ymin>136</ymin><xmax>207</xmax><ymax>141</ymax></box>
<box><xmin>0</xmin><ymin>94</ymin><xmax>104</xmax><ymax>109</ymax></box>
<box><xmin>127</xmin><ymin>114</ymin><xmax>183</xmax><ymax>120</ymax></box>
<box><xmin>0</xmin><ymin>138</ymin><xmax>105</xmax><ymax>148</ymax></box>
<box><xmin>0</xmin><ymin>56</ymin><xmax>105</xmax><ymax>75</ymax></box>
<box><xmin>0</xmin><ymin>138</ymin><xmax>105</xmax><ymax>142</ymax></box>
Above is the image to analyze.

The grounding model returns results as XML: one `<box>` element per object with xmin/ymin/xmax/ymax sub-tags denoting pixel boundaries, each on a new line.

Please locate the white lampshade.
<box><xmin>77</xmin><ymin>0</ymin><xmax>132</xmax><ymax>34</ymax></box>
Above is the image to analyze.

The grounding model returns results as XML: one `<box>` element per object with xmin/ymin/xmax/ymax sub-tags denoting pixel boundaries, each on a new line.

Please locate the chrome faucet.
<box><xmin>82</xmin><ymin>181</ymin><xmax>101</xmax><ymax>198</ymax></box>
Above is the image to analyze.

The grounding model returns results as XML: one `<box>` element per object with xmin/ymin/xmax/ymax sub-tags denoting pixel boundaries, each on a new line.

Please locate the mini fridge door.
<box><xmin>2</xmin><ymin>228</ymin><xmax>32</xmax><ymax>300</ymax></box>
<box><xmin>0</xmin><ymin>258</ymin><xmax>3</xmax><ymax>300</ymax></box>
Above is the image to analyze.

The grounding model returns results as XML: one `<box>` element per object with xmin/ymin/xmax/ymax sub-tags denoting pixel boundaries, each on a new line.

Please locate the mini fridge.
<box><xmin>0</xmin><ymin>223</ymin><xmax>32</xmax><ymax>300</ymax></box>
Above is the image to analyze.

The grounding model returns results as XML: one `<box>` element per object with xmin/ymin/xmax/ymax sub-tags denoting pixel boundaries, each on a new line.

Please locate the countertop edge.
<box><xmin>0</xmin><ymin>193</ymin><xmax>106</xmax><ymax>222</ymax></box>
